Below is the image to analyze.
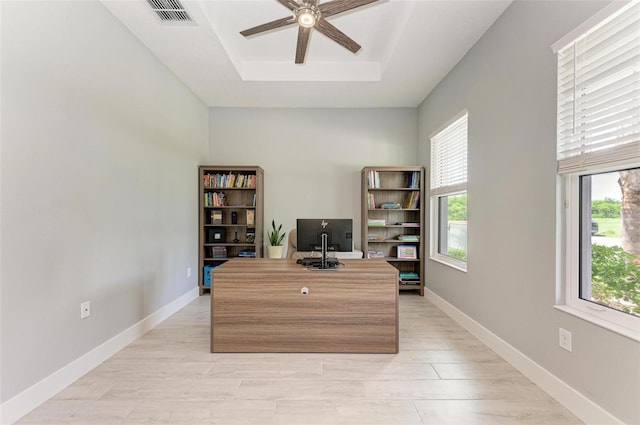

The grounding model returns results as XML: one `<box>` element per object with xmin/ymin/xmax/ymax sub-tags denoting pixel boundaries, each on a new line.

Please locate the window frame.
<box><xmin>429</xmin><ymin>110</ymin><xmax>468</xmax><ymax>272</ymax></box>
<box><xmin>430</xmin><ymin>191</ymin><xmax>467</xmax><ymax>272</ymax></box>
<box><xmin>559</xmin><ymin>168</ymin><xmax>640</xmax><ymax>342</ymax></box>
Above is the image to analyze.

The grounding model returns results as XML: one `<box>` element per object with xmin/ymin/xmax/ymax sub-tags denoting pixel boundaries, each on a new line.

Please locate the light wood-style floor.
<box><xmin>17</xmin><ymin>293</ymin><xmax>582</xmax><ymax>425</ymax></box>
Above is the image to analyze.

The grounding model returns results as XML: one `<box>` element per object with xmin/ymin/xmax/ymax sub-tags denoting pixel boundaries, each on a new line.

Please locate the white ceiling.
<box><xmin>101</xmin><ymin>0</ymin><xmax>512</xmax><ymax>107</ymax></box>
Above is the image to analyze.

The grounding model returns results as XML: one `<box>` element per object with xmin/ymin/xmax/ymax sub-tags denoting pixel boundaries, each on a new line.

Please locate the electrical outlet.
<box><xmin>559</xmin><ymin>328</ymin><xmax>572</xmax><ymax>352</ymax></box>
<box><xmin>186</xmin><ymin>267</ymin><xmax>192</xmax><ymax>278</ymax></box>
<box><xmin>80</xmin><ymin>301</ymin><xmax>91</xmax><ymax>319</ymax></box>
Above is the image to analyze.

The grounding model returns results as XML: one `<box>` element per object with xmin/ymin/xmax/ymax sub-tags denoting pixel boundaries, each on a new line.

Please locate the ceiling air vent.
<box><xmin>146</xmin><ymin>0</ymin><xmax>192</xmax><ymax>23</ymax></box>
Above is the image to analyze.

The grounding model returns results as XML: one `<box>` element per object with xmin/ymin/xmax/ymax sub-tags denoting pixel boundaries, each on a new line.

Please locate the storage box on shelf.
<box><xmin>361</xmin><ymin>166</ymin><xmax>425</xmax><ymax>295</ymax></box>
<box><xmin>198</xmin><ymin>166</ymin><xmax>264</xmax><ymax>295</ymax></box>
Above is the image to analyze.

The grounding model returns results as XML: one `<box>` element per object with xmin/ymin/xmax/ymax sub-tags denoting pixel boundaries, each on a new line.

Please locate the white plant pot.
<box><xmin>267</xmin><ymin>245</ymin><xmax>284</xmax><ymax>259</ymax></box>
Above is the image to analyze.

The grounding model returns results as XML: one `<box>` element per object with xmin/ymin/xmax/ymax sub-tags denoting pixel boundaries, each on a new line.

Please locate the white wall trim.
<box><xmin>0</xmin><ymin>287</ymin><xmax>199</xmax><ymax>425</ymax></box>
<box><xmin>425</xmin><ymin>288</ymin><xmax>624</xmax><ymax>425</ymax></box>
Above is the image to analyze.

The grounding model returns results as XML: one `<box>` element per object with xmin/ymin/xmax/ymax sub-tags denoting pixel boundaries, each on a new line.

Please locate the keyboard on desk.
<box><xmin>296</xmin><ymin>257</ymin><xmax>339</xmax><ymax>268</ymax></box>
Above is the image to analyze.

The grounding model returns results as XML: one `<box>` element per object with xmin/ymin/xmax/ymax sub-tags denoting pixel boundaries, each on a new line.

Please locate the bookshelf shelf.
<box><xmin>361</xmin><ymin>166</ymin><xmax>425</xmax><ymax>296</ymax></box>
<box><xmin>199</xmin><ymin>166</ymin><xmax>264</xmax><ymax>295</ymax></box>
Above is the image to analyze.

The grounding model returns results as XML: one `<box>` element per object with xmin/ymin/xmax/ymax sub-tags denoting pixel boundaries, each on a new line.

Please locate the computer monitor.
<box><xmin>296</xmin><ymin>218</ymin><xmax>353</xmax><ymax>253</ymax></box>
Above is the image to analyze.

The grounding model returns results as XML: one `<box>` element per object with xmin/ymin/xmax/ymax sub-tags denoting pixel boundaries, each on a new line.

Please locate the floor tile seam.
<box><xmin>232</xmin><ymin>377</ymin><xmax>446</xmax><ymax>383</ymax></box>
<box><xmin>409</xmin><ymin>399</ymin><xmax>427</xmax><ymax>425</ymax></box>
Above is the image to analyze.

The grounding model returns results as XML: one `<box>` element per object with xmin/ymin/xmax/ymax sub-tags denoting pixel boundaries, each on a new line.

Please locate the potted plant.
<box><xmin>267</xmin><ymin>219</ymin><xmax>286</xmax><ymax>258</ymax></box>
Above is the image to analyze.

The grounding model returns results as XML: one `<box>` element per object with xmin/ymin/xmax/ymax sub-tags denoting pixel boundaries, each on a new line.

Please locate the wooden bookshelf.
<box><xmin>361</xmin><ymin>166</ymin><xmax>425</xmax><ymax>296</ymax></box>
<box><xmin>198</xmin><ymin>166</ymin><xmax>264</xmax><ymax>295</ymax></box>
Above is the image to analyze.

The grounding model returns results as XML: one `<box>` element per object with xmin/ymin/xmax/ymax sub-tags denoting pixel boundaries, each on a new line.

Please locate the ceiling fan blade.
<box><xmin>295</xmin><ymin>26</ymin><xmax>312</xmax><ymax>64</ymax></box>
<box><xmin>319</xmin><ymin>0</ymin><xmax>379</xmax><ymax>18</ymax></box>
<box><xmin>315</xmin><ymin>18</ymin><xmax>361</xmax><ymax>53</ymax></box>
<box><xmin>276</xmin><ymin>0</ymin><xmax>301</xmax><ymax>11</ymax></box>
<box><xmin>240</xmin><ymin>16</ymin><xmax>297</xmax><ymax>37</ymax></box>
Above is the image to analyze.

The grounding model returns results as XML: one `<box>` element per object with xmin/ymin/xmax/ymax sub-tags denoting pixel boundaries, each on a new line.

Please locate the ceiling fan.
<box><xmin>240</xmin><ymin>0</ymin><xmax>380</xmax><ymax>64</ymax></box>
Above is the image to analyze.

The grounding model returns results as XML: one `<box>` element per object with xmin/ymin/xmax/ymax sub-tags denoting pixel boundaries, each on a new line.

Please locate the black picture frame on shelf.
<box><xmin>207</xmin><ymin>227</ymin><xmax>226</xmax><ymax>243</ymax></box>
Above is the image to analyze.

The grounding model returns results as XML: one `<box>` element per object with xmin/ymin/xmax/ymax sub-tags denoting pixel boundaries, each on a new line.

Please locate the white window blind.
<box><xmin>430</xmin><ymin>112</ymin><xmax>468</xmax><ymax>196</ymax></box>
<box><xmin>556</xmin><ymin>1</ymin><xmax>640</xmax><ymax>174</ymax></box>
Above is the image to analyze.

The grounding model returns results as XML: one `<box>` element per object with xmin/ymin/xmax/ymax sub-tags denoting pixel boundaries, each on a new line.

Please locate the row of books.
<box><xmin>203</xmin><ymin>173</ymin><xmax>256</xmax><ymax>189</ymax></box>
<box><xmin>210</xmin><ymin>246</ymin><xmax>227</xmax><ymax>258</ymax></box>
<box><xmin>367</xmin><ymin>170</ymin><xmax>381</xmax><ymax>188</ymax></box>
<box><xmin>367</xmin><ymin>192</ymin><xmax>419</xmax><ymax>209</ymax></box>
<box><xmin>204</xmin><ymin>192</ymin><xmax>226</xmax><ymax>207</ymax></box>
<box><xmin>367</xmin><ymin>193</ymin><xmax>375</xmax><ymax>209</ymax></box>
<box><xmin>403</xmin><ymin>191</ymin><xmax>420</xmax><ymax>209</ymax></box>
<box><xmin>406</xmin><ymin>171</ymin><xmax>420</xmax><ymax>189</ymax></box>
<box><xmin>367</xmin><ymin>170</ymin><xmax>421</xmax><ymax>189</ymax></box>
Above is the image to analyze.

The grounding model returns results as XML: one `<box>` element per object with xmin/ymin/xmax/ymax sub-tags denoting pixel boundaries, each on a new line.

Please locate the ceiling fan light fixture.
<box><xmin>296</xmin><ymin>6</ymin><xmax>319</xmax><ymax>28</ymax></box>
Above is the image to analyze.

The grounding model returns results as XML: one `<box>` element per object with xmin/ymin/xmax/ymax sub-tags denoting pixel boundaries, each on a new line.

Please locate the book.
<box><xmin>368</xmin><ymin>219</ymin><xmax>386</xmax><ymax>226</ymax></box>
<box><xmin>246</xmin><ymin>210</ymin><xmax>255</xmax><ymax>226</ymax></box>
<box><xmin>381</xmin><ymin>202</ymin><xmax>402</xmax><ymax>209</ymax></box>
<box><xmin>367</xmin><ymin>250</ymin><xmax>385</xmax><ymax>259</ymax></box>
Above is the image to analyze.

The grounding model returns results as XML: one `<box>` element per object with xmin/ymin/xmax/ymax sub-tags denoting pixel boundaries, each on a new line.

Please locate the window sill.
<box><xmin>429</xmin><ymin>254</ymin><xmax>467</xmax><ymax>273</ymax></box>
<box><xmin>554</xmin><ymin>304</ymin><xmax>640</xmax><ymax>342</ymax></box>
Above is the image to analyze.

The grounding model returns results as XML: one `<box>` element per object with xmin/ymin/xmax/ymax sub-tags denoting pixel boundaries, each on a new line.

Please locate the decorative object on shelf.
<box><xmin>211</xmin><ymin>209</ymin><xmax>223</xmax><ymax>224</ymax></box>
<box><xmin>267</xmin><ymin>219</ymin><xmax>286</xmax><ymax>259</ymax></box>
<box><xmin>207</xmin><ymin>228</ymin><xmax>226</xmax><ymax>243</ymax></box>
<box><xmin>397</xmin><ymin>245</ymin><xmax>417</xmax><ymax>259</ymax></box>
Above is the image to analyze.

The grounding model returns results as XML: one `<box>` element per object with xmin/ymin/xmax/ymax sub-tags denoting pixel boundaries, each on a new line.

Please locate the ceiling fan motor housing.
<box><xmin>296</xmin><ymin>4</ymin><xmax>320</xmax><ymax>28</ymax></box>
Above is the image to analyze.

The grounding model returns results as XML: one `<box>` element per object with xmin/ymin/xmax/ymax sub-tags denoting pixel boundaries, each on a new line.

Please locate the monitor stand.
<box><xmin>321</xmin><ymin>232</ymin><xmax>328</xmax><ymax>269</ymax></box>
<box><xmin>314</xmin><ymin>232</ymin><xmax>337</xmax><ymax>270</ymax></box>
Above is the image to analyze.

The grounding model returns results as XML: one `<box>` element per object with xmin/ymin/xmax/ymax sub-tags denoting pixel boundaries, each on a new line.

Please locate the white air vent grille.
<box><xmin>147</xmin><ymin>0</ymin><xmax>192</xmax><ymax>22</ymax></box>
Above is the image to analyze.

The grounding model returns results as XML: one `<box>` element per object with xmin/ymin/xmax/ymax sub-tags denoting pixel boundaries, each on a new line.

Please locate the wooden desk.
<box><xmin>211</xmin><ymin>259</ymin><xmax>398</xmax><ymax>353</ymax></box>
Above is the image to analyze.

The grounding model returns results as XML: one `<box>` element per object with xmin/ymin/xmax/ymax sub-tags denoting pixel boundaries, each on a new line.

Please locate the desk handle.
<box><xmin>300</xmin><ymin>287</ymin><xmax>309</xmax><ymax>295</ymax></box>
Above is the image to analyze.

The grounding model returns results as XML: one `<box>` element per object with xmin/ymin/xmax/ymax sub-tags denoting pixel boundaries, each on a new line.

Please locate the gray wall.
<box><xmin>417</xmin><ymin>1</ymin><xmax>640</xmax><ymax>423</ymax></box>
<box><xmin>210</xmin><ymin>107</ymin><xmax>418</xmax><ymax>252</ymax></box>
<box><xmin>0</xmin><ymin>1</ymin><xmax>209</xmax><ymax>402</ymax></box>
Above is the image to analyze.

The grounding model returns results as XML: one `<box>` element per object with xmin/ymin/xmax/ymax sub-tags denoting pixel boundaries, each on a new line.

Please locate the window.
<box><xmin>430</xmin><ymin>111</ymin><xmax>468</xmax><ymax>270</ymax></box>
<box><xmin>554</xmin><ymin>2</ymin><xmax>640</xmax><ymax>339</ymax></box>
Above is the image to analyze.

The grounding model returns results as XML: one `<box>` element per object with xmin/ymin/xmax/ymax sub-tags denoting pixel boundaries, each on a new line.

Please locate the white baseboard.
<box><xmin>425</xmin><ymin>289</ymin><xmax>623</xmax><ymax>425</ymax></box>
<box><xmin>0</xmin><ymin>287</ymin><xmax>199</xmax><ymax>425</ymax></box>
